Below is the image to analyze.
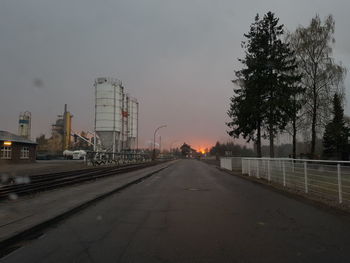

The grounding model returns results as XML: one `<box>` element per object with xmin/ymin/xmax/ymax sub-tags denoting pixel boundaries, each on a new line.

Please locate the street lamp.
<box><xmin>153</xmin><ymin>125</ymin><xmax>167</xmax><ymax>160</ymax></box>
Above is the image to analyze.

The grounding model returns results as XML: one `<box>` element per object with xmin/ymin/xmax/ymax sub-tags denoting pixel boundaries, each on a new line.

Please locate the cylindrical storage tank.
<box><xmin>126</xmin><ymin>95</ymin><xmax>138</xmax><ymax>149</ymax></box>
<box><xmin>94</xmin><ymin>78</ymin><xmax>123</xmax><ymax>152</ymax></box>
<box><xmin>18</xmin><ymin>111</ymin><xmax>31</xmax><ymax>139</ymax></box>
<box><xmin>120</xmin><ymin>93</ymin><xmax>128</xmax><ymax>150</ymax></box>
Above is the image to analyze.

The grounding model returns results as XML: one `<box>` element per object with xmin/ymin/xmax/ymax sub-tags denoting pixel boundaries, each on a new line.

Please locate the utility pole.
<box><xmin>159</xmin><ymin>136</ymin><xmax>161</xmax><ymax>155</ymax></box>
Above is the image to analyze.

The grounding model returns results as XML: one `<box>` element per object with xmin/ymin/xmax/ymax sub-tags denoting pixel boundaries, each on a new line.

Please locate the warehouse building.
<box><xmin>0</xmin><ymin>130</ymin><xmax>37</xmax><ymax>164</ymax></box>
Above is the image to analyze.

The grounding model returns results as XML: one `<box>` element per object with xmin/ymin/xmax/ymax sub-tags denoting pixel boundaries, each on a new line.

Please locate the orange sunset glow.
<box><xmin>196</xmin><ymin>146</ymin><xmax>211</xmax><ymax>154</ymax></box>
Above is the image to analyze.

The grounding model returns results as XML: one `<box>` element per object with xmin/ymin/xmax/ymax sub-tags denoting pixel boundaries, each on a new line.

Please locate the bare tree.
<box><xmin>288</xmin><ymin>14</ymin><xmax>346</xmax><ymax>158</ymax></box>
<box><xmin>284</xmin><ymin>92</ymin><xmax>305</xmax><ymax>158</ymax></box>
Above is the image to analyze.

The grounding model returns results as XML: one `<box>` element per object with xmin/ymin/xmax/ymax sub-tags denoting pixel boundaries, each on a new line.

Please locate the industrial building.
<box><xmin>94</xmin><ymin>77</ymin><xmax>138</xmax><ymax>152</ymax></box>
<box><xmin>0</xmin><ymin>130</ymin><xmax>37</xmax><ymax>163</ymax></box>
<box><xmin>51</xmin><ymin>104</ymin><xmax>73</xmax><ymax>152</ymax></box>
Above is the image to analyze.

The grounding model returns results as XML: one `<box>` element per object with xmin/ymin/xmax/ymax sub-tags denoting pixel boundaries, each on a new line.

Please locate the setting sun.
<box><xmin>197</xmin><ymin>148</ymin><xmax>208</xmax><ymax>154</ymax></box>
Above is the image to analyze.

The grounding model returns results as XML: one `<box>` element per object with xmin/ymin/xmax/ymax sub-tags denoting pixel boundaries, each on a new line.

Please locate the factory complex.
<box><xmin>1</xmin><ymin>77</ymin><xmax>139</xmax><ymax>163</ymax></box>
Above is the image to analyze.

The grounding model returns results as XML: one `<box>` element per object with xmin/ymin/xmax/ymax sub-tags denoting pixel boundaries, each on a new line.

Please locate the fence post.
<box><xmin>282</xmin><ymin>161</ymin><xmax>286</xmax><ymax>187</ymax></box>
<box><xmin>248</xmin><ymin>159</ymin><xmax>251</xmax><ymax>176</ymax></box>
<box><xmin>256</xmin><ymin>159</ymin><xmax>260</xmax><ymax>178</ymax></box>
<box><xmin>241</xmin><ymin>158</ymin><xmax>244</xmax><ymax>174</ymax></box>
<box><xmin>268</xmin><ymin>159</ymin><xmax>271</xmax><ymax>182</ymax></box>
<box><xmin>337</xmin><ymin>164</ymin><xmax>343</xmax><ymax>204</ymax></box>
<box><xmin>263</xmin><ymin>159</ymin><xmax>265</xmax><ymax>173</ymax></box>
<box><xmin>280</xmin><ymin>160</ymin><xmax>282</xmax><ymax>171</ymax></box>
<box><xmin>304</xmin><ymin>162</ymin><xmax>308</xmax><ymax>193</ymax></box>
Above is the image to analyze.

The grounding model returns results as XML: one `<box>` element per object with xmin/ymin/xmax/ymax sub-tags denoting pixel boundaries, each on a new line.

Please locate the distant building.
<box><xmin>0</xmin><ymin>130</ymin><xmax>37</xmax><ymax>164</ymax></box>
<box><xmin>180</xmin><ymin>143</ymin><xmax>199</xmax><ymax>158</ymax></box>
<box><xmin>180</xmin><ymin>143</ymin><xmax>191</xmax><ymax>157</ymax></box>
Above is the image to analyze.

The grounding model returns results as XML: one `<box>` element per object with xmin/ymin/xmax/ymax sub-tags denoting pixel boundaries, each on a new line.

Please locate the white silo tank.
<box><xmin>126</xmin><ymin>95</ymin><xmax>138</xmax><ymax>149</ymax></box>
<box><xmin>18</xmin><ymin>111</ymin><xmax>31</xmax><ymax>139</ymax></box>
<box><xmin>94</xmin><ymin>78</ymin><xmax>123</xmax><ymax>152</ymax></box>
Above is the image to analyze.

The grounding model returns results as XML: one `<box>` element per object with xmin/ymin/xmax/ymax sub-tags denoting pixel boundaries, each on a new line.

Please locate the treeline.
<box><xmin>227</xmin><ymin>12</ymin><xmax>347</xmax><ymax>160</ymax></box>
<box><xmin>209</xmin><ymin>141</ymin><xmax>324</xmax><ymax>158</ymax></box>
<box><xmin>210</xmin><ymin>142</ymin><xmax>255</xmax><ymax>157</ymax></box>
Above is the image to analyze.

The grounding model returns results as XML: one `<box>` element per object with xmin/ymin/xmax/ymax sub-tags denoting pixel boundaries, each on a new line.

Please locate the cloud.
<box><xmin>0</xmin><ymin>0</ymin><xmax>349</xmax><ymax>149</ymax></box>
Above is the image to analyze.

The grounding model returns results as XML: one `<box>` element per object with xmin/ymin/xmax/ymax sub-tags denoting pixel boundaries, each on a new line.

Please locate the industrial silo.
<box><xmin>126</xmin><ymin>95</ymin><xmax>138</xmax><ymax>149</ymax></box>
<box><xmin>18</xmin><ymin>111</ymin><xmax>31</xmax><ymax>139</ymax></box>
<box><xmin>94</xmin><ymin>78</ymin><xmax>123</xmax><ymax>152</ymax></box>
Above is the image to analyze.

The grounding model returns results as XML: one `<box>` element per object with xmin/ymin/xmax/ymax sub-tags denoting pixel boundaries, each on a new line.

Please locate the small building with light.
<box><xmin>0</xmin><ymin>130</ymin><xmax>37</xmax><ymax>164</ymax></box>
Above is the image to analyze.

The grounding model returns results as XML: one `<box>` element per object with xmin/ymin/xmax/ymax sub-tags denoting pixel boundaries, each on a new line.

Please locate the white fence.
<box><xmin>241</xmin><ymin>158</ymin><xmax>350</xmax><ymax>205</ymax></box>
<box><xmin>220</xmin><ymin>157</ymin><xmax>242</xmax><ymax>171</ymax></box>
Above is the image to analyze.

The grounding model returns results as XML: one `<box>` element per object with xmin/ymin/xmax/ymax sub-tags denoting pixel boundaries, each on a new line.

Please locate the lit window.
<box><xmin>20</xmin><ymin>147</ymin><xmax>30</xmax><ymax>159</ymax></box>
<box><xmin>1</xmin><ymin>146</ymin><xmax>12</xmax><ymax>159</ymax></box>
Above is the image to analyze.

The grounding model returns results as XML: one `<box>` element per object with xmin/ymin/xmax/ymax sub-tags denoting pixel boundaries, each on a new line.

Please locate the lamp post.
<box><xmin>153</xmin><ymin>125</ymin><xmax>166</xmax><ymax>160</ymax></box>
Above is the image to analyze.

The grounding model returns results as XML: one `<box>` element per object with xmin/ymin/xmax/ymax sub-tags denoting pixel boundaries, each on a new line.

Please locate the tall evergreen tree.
<box><xmin>323</xmin><ymin>94</ymin><xmax>350</xmax><ymax>160</ymax></box>
<box><xmin>227</xmin><ymin>12</ymin><xmax>301</xmax><ymax>157</ymax></box>
<box><xmin>260</xmin><ymin>12</ymin><xmax>301</xmax><ymax>157</ymax></box>
<box><xmin>227</xmin><ymin>15</ymin><xmax>265</xmax><ymax>157</ymax></box>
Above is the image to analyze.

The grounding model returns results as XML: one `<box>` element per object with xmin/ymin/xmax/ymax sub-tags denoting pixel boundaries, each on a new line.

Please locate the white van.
<box><xmin>72</xmin><ymin>150</ymin><xmax>87</xmax><ymax>160</ymax></box>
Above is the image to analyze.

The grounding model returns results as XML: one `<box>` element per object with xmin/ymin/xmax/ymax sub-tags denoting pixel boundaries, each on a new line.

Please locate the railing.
<box><xmin>220</xmin><ymin>157</ymin><xmax>242</xmax><ymax>171</ymax></box>
<box><xmin>85</xmin><ymin>151</ymin><xmax>151</xmax><ymax>166</ymax></box>
<box><xmin>241</xmin><ymin>158</ymin><xmax>350</xmax><ymax>205</ymax></box>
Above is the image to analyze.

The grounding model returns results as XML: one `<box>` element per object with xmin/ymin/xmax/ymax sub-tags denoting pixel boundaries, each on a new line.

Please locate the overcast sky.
<box><xmin>0</xmin><ymin>0</ymin><xmax>349</xmax><ymax>150</ymax></box>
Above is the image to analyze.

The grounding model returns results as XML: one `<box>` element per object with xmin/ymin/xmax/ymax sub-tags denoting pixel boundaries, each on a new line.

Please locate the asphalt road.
<box><xmin>2</xmin><ymin>159</ymin><xmax>350</xmax><ymax>263</ymax></box>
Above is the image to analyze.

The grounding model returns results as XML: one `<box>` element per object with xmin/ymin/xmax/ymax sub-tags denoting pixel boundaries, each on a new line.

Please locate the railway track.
<box><xmin>0</xmin><ymin>161</ymin><xmax>162</xmax><ymax>200</ymax></box>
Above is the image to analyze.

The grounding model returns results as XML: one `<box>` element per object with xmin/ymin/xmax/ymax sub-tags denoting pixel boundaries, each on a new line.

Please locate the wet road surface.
<box><xmin>2</xmin><ymin>159</ymin><xmax>350</xmax><ymax>262</ymax></box>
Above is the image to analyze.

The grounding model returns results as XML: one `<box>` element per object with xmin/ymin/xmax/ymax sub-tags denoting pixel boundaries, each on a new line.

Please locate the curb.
<box><xmin>0</xmin><ymin>162</ymin><xmax>173</xmax><ymax>256</ymax></box>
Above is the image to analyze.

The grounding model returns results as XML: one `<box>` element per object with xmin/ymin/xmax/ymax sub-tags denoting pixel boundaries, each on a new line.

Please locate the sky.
<box><xmin>0</xmin><ymin>0</ymin><xmax>349</xmax><ymax>151</ymax></box>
